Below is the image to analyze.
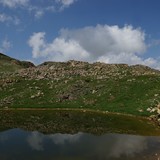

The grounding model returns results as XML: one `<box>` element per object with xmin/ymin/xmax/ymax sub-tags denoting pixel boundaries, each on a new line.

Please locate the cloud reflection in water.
<box><xmin>0</xmin><ymin>129</ymin><xmax>159</xmax><ymax>160</ymax></box>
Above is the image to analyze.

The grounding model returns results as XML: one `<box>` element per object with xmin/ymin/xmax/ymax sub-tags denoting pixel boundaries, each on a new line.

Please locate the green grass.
<box><xmin>1</xmin><ymin>74</ymin><xmax>160</xmax><ymax>117</ymax></box>
<box><xmin>0</xmin><ymin>60</ymin><xmax>22</xmax><ymax>72</ymax></box>
<box><xmin>0</xmin><ymin>53</ymin><xmax>34</xmax><ymax>72</ymax></box>
<box><xmin>1</xmin><ymin>56</ymin><xmax>160</xmax><ymax>118</ymax></box>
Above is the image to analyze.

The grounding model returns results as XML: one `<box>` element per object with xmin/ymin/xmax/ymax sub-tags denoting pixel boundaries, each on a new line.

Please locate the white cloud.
<box><xmin>0</xmin><ymin>0</ymin><xmax>29</xmax><ymax>8</ymax></box>
<box><xmin>56</xmin><ymin>0</ymin><xmax>77</xmax><ymax>9</ymax></box>
<box><xmin>2</xmin><ymin>38</ymin><xmax>12</xmax><ymax>50</ymax></box>
<box><xmin>34</xmin><ymin>10</ymin><xmax>44</xmax><ymax>19</ymax></box>
<box><xmin>0</xmin><ymin>38</ymin><xmax>12</xmax><ymax>52</ymax></box>
<box><xmin>28</xmin><ymin>32</ymin><xmax>46</xmax><ymax>58</ymax></box>
<box><xmin>60</xmin><ymin>25</ymin><xmax>146</xmax><ymax>57</ymax></box>
<box><xmin>28</xmin><ymin>24</ymin><xmax>160</xmax><ymax>69</ymax></box>
<box><xmin>28</xmin><ymin>32</ymin><xmax>89</xmax><ymax>61</ymax></box>
<box><xmin>0</xmin><ymin>0</ymin><xmax>76</xmax><ymax>19</ymax></box>
<box><xmin>0</xmin><ymin>13</ymin><xmax>20</xmax><ymax>25</ymax></box>
<box><xmin>0</xmin><ymin>13</ymin><xmax>10</xmax><ymax>22</ymax></box>
<box><xmin>28</xmin><ymin>5</ymin><xmax>55</xmax><ymax>19</ymax></box>
<box><xmin>43</xmin><ymin>38</ymin><xmax>89</xmax><ymax>61</ymax></box>
<box><xmin>97</xmin><ymin>53</ymin><xmax>160</xmax><ymax>69</ymax></box>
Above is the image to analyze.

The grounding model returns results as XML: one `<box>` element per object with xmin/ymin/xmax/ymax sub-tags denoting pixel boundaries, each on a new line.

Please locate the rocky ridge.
<box><xmin>1</xmin><ymin>60</ymin><xmax>159</xmax><ymax>81</ymax></box>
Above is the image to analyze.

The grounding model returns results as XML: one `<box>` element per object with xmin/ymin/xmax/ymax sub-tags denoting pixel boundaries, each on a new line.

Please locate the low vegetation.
<box><xmin>1</xmin><ymin>56</ymin><xmax>160</xmax><ymax>116</ymax></box>
<box><xmin>0</xmin><ymin>53</ymin><xmax>34</xmax><ymax>72</ymax></box>
<box><xmin>1</xmin><ymin>53</ymin><xmax>160</xmax><ymax>134</ymax></box>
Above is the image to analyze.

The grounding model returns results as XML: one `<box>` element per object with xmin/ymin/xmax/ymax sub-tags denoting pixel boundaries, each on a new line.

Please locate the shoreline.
<box><xmin>0</xmin><ymin>109</ymin><xmax>159</xmax><ymax>136</ymax></box>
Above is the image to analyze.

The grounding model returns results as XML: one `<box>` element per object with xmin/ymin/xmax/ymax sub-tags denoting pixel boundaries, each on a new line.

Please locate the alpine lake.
<box><xmin>0</xmin><ymin>109</ymin><xmax>160</xmax><ymax>160</ymax></box>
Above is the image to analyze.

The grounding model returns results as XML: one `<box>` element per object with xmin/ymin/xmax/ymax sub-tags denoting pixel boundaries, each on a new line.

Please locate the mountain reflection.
<box><xmin>0</xmin><ymin>129</ymin><xmax>160</xmax><ymax>160</ymax></box>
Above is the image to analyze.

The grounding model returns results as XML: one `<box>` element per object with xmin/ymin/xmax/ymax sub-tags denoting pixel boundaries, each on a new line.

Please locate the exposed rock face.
<box><xmin>14</xmin><ymin>60</ymin><xmax>159</xmax><ymax>81</ymax></box>
<box><xmin>147</xmin><ymin>102</ymin><xmax>160</xmax><ymax>125</ymax></box>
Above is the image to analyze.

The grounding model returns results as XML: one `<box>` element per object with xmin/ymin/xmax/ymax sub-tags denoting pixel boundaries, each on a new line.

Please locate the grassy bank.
<box><xmin>1</xmin><ymin>74</ymin><xmax>160</xmax><ymax>117</ymax></box>
<box><xmin>1</xmin><ymin>73</ymin><xmax>160</xmax><ymax>135</ymax></box>
<box><xmin>0</xmin><ymin>109</ymin><xmax>160</xmax><ymax>136</ymax></box>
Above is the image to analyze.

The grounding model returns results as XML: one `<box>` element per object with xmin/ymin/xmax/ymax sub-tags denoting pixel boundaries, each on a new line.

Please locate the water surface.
<box><xmin>0</xmin><ymin>129</ymin><xmax>160</xmax><ymax>160</ymax></box>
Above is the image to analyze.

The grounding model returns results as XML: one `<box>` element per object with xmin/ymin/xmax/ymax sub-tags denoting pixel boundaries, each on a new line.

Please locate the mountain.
<box><xmin>0</xmin><ymin>53</ymin><xmax>160</xmax><ymax>123</ymax></box>
<box><xmin>0</xmin><ymin>53</ymin><xmax>35</xmax><ymax>72</ymax></box>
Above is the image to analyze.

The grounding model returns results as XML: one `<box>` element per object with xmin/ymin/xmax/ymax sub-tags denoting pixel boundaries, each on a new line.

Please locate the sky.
<box><xmin>0</xmin><ymin>0</ymin><xmax>160</xmax><ymax>69</ymax></box>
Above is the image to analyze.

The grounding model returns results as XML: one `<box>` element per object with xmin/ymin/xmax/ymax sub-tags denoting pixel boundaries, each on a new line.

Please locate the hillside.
<box><xmin>0</xmin><ymin>53</ymin><xmax>35</xmax><ymax>72</ymax></box>
<box><xmin>1</xmin><ymin>54</ymin><xmax>160</xmax><ymax>122</ymax></box>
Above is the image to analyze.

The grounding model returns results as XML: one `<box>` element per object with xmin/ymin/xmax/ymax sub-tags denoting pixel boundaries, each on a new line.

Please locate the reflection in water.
<box><xmin>0</xmin><ymin>129</ymin><xmax>160</xmax><ymax>160</ymax></box>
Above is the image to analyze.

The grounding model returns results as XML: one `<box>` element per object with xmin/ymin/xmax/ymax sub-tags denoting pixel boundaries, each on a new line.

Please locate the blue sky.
<box><xmin>0</xmin><ymin>0</ymin><xmax>160</xmax><ymax>69</ymax></box>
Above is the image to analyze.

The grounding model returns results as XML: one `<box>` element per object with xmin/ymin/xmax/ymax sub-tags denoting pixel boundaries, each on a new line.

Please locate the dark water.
<box><xmin>0</xmin><ymin>129</ymin><xmax>160</xmax><ymax>160</ymax></box>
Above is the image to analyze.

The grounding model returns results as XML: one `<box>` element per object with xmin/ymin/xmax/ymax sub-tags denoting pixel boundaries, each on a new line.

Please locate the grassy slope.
<box><xmin>0</xmin><ymin>54</ymin><xmax>160</xmax><ymax>117</ymax></box>
<box><xmin>1</xmin><ymin>73</ymin><xmax>160</xmax><ymax>116</ymax></box>
<box><xmin>0</xmin><ymin>53</ymin><xmax>34</xmax><ymax>72</ymax></box>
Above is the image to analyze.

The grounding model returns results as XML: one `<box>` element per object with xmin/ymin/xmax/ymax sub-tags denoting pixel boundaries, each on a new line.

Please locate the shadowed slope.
<box><xmin>0</xmin><ymin>53</ymin><xmax>35</xmax><ymax>72</ymax></box>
